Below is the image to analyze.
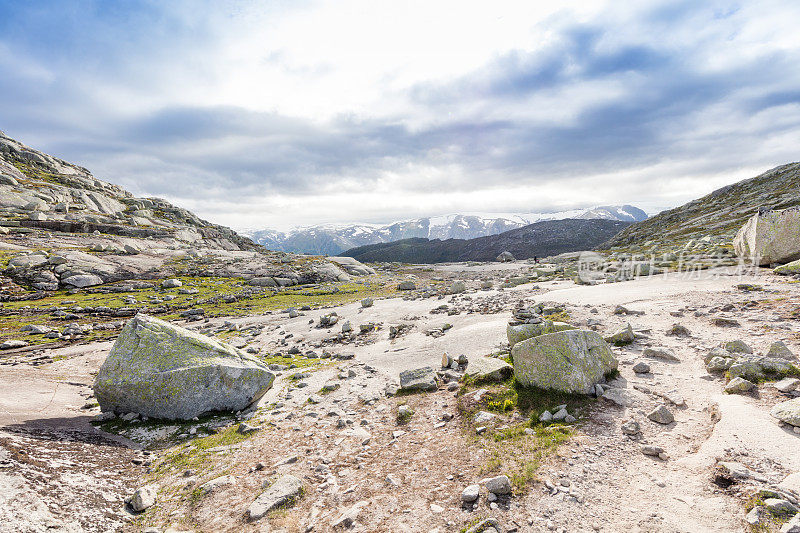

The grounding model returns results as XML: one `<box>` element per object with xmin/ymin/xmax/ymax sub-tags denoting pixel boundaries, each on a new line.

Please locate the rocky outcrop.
<box><xmin>734</xmin><ymin>207</ymin><xmax>800</xmax><ymax>265</ymax></box>
<box><xmin>93</xmin><ymin>314</ymin><xmax>274</xmax><ymax>420</ymax></box>
<box><xmin>511</xmin><ymin>330</ymin><xmax>618</xmax><ymax>394</ymax></box>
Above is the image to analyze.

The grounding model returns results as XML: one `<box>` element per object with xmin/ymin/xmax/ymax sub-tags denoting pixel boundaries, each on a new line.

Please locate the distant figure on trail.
<box><xmin>534</xmin><ymin>256</ymin><xmax>539</xmax><ymax>263</ymax></box>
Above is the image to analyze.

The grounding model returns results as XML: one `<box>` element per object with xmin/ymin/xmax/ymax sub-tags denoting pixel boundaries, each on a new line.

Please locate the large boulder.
<box><xmin>507</xmin><ymin>320</ymin><xmax>555</xmax><ymax>348</ymax></box>
<box><xmin>93</xmin><ymin>314</ymin><xmax>274</xmax><ymax>420</ymax></box>
<box><xmin>497</xmin><ymin>251</ymin><xmax>515</xmax><ymax>262</ymax></box>
<box><xmin>511</xmin><ymin>330</ymin><xmax>618</xmax><ymax>394</ymax></box>
<box><xmin>734</xmin><ymin>208</ymin><xmax>800</xmax><ymax>266</ymax></box>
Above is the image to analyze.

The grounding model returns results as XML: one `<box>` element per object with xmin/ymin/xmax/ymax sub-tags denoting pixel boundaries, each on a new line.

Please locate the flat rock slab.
<box><xmin>464</xmin><ymin>356</ymin><xmax>513</xmax><ymax>382</ymax></box>
<box><xmin>247</xmin><ymin>474</ymin><xmax>304</xmax><ymax>521</ymax></box>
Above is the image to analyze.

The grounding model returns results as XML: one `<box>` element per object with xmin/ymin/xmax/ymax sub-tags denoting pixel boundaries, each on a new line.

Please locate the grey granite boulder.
<box><xmin>399</xmin><ymin>366</ymin><xmax>437</xmax><ymax>391</ymax></box>
<box><xmin>93</xmin><ymin>314</ymin><xmax>274</xmax><ymax>420</ymax></box>
<box><xmin>511</xmin><ymin>330</ymin><xmax>617</xmax><ymax>394</ymax></box>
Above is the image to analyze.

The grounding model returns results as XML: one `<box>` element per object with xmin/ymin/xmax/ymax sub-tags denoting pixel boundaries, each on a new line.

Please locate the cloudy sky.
<box><xmin>1</xmin><ymin>1</ymin><xmax>799</xmax><ymax>231</ymax></box>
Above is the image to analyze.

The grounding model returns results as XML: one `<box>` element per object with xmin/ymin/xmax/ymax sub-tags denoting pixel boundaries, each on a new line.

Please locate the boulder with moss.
<box><xmin>93</xmin><ymin>313</ymin><xmax>274</xmax><ymax>420</ymax></box>
<box><xmin>512</xmin><ymin>330</ymin><xmax>618</xmax><ymax>394</ymax></box>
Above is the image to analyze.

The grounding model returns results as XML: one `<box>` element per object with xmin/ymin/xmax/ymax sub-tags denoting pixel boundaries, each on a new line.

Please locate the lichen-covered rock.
<box><xmin>399</xmin><ymin>366</ymin><xmax>437</xmax><ymax>391</ymax></box>
<box><xmin>605</xmin><ymin>323</ymin><xmax>635</xmax><ymax>346</ymax></box>
<box><xmin>724</xmin><ymin>377</ymin><xmax>755</xmax><ymax>394</ymax></box>
<box><xmin>247</xmin><ymin>474</ymin><xmax>303</xmax><ymax>521</ymax></box>
<box><xmin>93</xmin><ymin>314</ymin><xmax>274</xmax><ymax>420</ymax></box>
<box><xmin>511</xmin><ymin>330</ymin><xmax>618</xmax><ymax>394</ymax></box>
<box><xmin>734</xmin><ymin>207</ymin><xmax>800</xmax><ymax>266</ymax></box>
<box><xmin>397</xmin><ymin>280</ymin><xmax>416</xmax><ymax>290</ymax></box>
<box><xmin>775</xmin><ymin>259</ymin><xmax>800</xmax><ymax>275</ymax></box>
<box><xmin>464</xmin><ymin>356</ymin><xmax>513</xmax><ymax>382</ymax></box>
<box><xmin>507</xmin><ymin>320</ymin><xmax>555</xmax><ymax>348</ymax></box>
<box><xmin>771</xmin><ymin>398</ymin><xmax>800</xmax><ymax>427</ymax></box>
<box><xmin>768</xmin><ymin>341</ymin><xmax>795</xmax><ymax>360</ymax></box>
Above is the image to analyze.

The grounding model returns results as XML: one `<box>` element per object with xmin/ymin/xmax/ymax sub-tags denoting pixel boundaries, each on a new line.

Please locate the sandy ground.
<box><xmin>1</xmin><ymin>263</ymin><xmax>799</xmax><ymax>532</ymax></box>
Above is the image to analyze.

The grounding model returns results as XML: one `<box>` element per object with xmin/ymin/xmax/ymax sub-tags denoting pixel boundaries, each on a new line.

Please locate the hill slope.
<box><xmin>0</xmin><ymin>131</ymin><xmax>355</xmax><ymax>292</ymax></box>
<box><xmin>342</xmin><ymin>218</ymin><xmax>631</xmax><ymax>263</ymax></box>
<box><xmin>604</xmin><ymin>162</ymin><xmax>800</xmax><ymax>249</ymax></box>
<box><xmin>246</xmin><ymin>205</ymin><xmax>647</xmax><ymax>255</ymax></box>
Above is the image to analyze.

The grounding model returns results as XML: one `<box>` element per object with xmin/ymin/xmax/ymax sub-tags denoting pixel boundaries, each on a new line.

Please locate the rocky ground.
<box><xmin>1</xmin><ymin>255</ymin><xmax>799</xmax><ymax>533</ymax></box>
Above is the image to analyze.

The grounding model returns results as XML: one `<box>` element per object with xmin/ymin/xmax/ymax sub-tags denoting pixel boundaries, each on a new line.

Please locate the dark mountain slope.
<box><xmin>604</xmin><ymin>162</ymin><xmax>800</xmax><ymax>249</ymax></box>
<box><xmin>342</xmin><ymin>219</ymin><xmax>631</xmax><ymax>263</ymax></box>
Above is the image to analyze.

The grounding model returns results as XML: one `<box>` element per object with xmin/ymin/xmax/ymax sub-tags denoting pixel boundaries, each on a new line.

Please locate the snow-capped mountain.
<box><xmin>244</xmin><ymin>205</ymin><xmax>648</xmax><ymax>256</ymax></box>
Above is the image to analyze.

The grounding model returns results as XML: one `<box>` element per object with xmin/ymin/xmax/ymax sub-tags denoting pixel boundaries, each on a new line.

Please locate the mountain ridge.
<box><xmin>341</xmin><ymin>218</ymin><xmax>632</xmax><ymax>263</ymax></box>
<box><xmin>246</xmin><ymin>205</ymin><xmax>647</xmax><ymax>255</ymax></box>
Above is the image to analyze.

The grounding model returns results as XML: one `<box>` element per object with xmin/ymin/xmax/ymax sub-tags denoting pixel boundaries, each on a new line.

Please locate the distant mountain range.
<box><xmin>244</xmin><ymin>205</ymin><xmax>647</xmax><ymax>255</ymax></box>
<box><xmin>342</xmin><ymin>219</ymin><xmax>633</xmax><ymax>263</ymax></box>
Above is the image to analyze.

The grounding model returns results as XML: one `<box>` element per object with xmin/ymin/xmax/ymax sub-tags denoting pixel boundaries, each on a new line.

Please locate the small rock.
<box><xmin>127</xmin><ymin>486</ymin><xmax>156</xmax><ymax>512</ymax></box>
<box><xmin>485</xmin><ymin>475</ymin><xmax>512</xmax><ymax>495</ymax></box>
<box><xmin>647</xmin><ymin>404</ymin><xmax>674</xmax><ymax>425</ymax></box>
<box><xmin>724</xmin><ymin>377</ymin><xmax>755</xmax><ymax>394</ymax></box>
<box><xmin>461</xmin><ymin>484</ymin><xmax>480</xmax><ymax>503</ymax></box>
<box><xmin>632</xmin><ymin>361</ymin><xmax>650</xmax><ymax>374</ymax></box>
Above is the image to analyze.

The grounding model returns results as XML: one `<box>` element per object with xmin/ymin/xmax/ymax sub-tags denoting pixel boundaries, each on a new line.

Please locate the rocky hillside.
<box><xmin>246</xmin><ymin>206</ymin><xmax>647</xmax><ymax>256</ymax></box>
<box><xmin>603</xmin><ymin>162</ymin><xmax>800</xmax><ymax>250</ymax></box>
<box><xmin>342</xmin><ymin>218</ymin><xmax>632</xmax><ymax>263</ymax></box>
<box><xmin>0</xmin><ymin>132</ymin><xmax>361</xmax><ymax>293</ymax></box>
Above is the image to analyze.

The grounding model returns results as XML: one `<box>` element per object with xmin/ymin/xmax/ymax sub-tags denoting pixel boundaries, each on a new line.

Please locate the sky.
<box><xmin>1</xmin><ymin>0</ymin><xmax>799</xmax><ymax>232</ymax></box>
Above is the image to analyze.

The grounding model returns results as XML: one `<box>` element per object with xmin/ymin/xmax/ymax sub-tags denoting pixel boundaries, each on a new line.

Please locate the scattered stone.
<box><xmin>161</xmin><ymin>279</ymin><xmax>182</xmax><ymax>288</ymax></box>
<box><xmin>775</xmin><ymin>377</ymin><xmax>800</xmax><ymax>393</ymax></box>
<box><xmin>641</xmin><ymin>445</ymin><xmax>665</xmax><ymax>457</ymax></box>
<box><xmin>199</xmin><ymin>474</ymin><xmax>236</xmax><ymax>495</ymax></box>
<box><xmin>632</xmin><ymin>361</ymin><xmax>650</xmax><ymax>374</ymax></box>
<box><xmin>724</xmin><ymin>340</ymin><xmax>752</xmax><ymax>354</ymax></box>
<box><xmin>485</xmin><ymin>475</ymin><xmax>512</xmax><ymax>495</ymax></box>
<box><xmin>247</xmin><ymin>475</ymin><xmax>304</xmax><ymax>521</ymax></box>
<box><xmin>474</xmin><ymin>411</ymin><xmax>497</xmax><ymax>425</ymax></box>
<box><xmin>666</xmin><ymin>323</ymin><xmax>690</xmax><ymax>337</ymax></box>
<box><xmin>361</xmin><ymin>298</ymin><xmax>373</xmax><ymax>308</ymax></box>
<box><xmin>642</xmin><ymin>347</ymin><xmax>680</xmax><ymax>362</ymax></box>
<box><xmin>0</xmin><ymin>339</ymin><xmax>28</xmax><ymax>350</ymax></box>
<box><xmin>621</xmin><ymin>420</ymin><xmax>641</xmax><ymax>435</ymax></box>
<box><xmin>768</xmin><ymin>341</ymin><xmax>795</xmax><ymax>360</ymax></box>
<box><xmin>724</xmin><ymin>377</ymin><xmax>755</xmax><ymax>394</ymax></box>
<box><xmin>734</xmin><ymin>207</ymin><xmax>800</xmax><ymax>265</ymax></box>
<box><xmin>331</xmin><ymin>501</ymin><xmax>367</xmax><ymax>528</ymax></box>
<box><xmin>712</xmin><ymin>317</ymin><xmax>740</xmax><ymax>328</ymax></box>
<box><xmin>647</xmin><ymin>404</ymin><xmax>674</xmax><ymax>425</ymax></box>
<box><xmin>605</xmin><ymin>323</ymin><xmax>635</xmax><ymax>346</ymax></box>
<box><xmin>397</xmin><ymin>280</ymin><xmax>416</xmax><ymax>290</ymax></box>
<box><xmin>399</xmin><ymin>366</ymin><xmax>437</xmax><ymax>392</ymax></box>
<box><xmin>461</xmin><ymin>484</ymin><xmax>480</xmax><ymax>503</ymax></box>
<box><xmin>127</xmin><ymin>485</ymin><xmax>156</xmax><ymax>512</ymax></box>
<box><xmin>771</xmin><ymin>398</ymin><xmax>800</xmax><ymax>427</ymax></box>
